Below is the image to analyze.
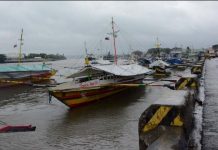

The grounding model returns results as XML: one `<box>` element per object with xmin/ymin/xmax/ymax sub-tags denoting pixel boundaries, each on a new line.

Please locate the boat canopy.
<box><xmin>67</xmin><ymin>64</ymin><xmax>152</xmax><ymax>78</ymax></box>
<box><xmin>149</xmin><ymin>59</ymin><xmax>170</xmax><ymax>68</ymax></box>
<box><xmin>167</xmin><ymin>58</ymin><xmax>183</xmax><ymax>65</ymax></box>
<box><xmin>0</xmin><ymin>64</ymin><xmax>52</xmax><ymax>72</ymax></box>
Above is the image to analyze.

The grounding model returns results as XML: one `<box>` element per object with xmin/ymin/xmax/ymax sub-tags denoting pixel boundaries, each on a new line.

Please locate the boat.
<box><xmin>48</xmin><ymin>18</ymin><xmax>152</xmax><ymax>108</ymax></box>
<box><xmin>149</xmin><ymin>59</ymin><xmax>171</xmax><ymax>78</ymax></box>
<box><xmin>0</xmin><ymin>64</ymin><xmax>56</xmax><ymax>87</ymax></box>
<box><xmin>49</xmin><ymin>63</ymin><xmax>151</xmax><ymax>108</ymax></box>
<box><xmin>149</xmin><ymin>59</ymin><xmax>170</xmax><ymax>69</ymax></box>
<box><xmin>0</xmin><ymin>124</ymin><xmax>36</xmax><ymax>133</ymax></box>
<box><xmin>84</xmin><ymin>41</ymin><xmax>112</xmax><ymax>65</ymax></box>
<box><xmin>0</xmin><ymin>29</ymin><xmax>56</xmax><ymax>87</ymax></box>
<box><xmin>103</xmin><ymin>51</ymin><xmax>114</xmax><ymax>62</ymax></box>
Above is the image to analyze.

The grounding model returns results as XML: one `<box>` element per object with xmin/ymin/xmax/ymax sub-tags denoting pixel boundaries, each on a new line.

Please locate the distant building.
<box><xmin>212</xmin><ymin>44</ymin><xmax>218</xmax><ymax>51</ymax></box>
<box><xmin>207</xmin><ymin>48</ymin><xmax>216</xmax><ymax>58</ymax></box>
<box><xmin>34</xmin><ymin>56</ymin><xmax>42</xmax><ymax>59</ymax></box>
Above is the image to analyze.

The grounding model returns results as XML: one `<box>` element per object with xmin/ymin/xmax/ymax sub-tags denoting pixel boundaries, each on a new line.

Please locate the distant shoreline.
<box><xmin>4</xmin><ymin>58</ymin><xmax>66</xmax><ymax>63</ymax></box>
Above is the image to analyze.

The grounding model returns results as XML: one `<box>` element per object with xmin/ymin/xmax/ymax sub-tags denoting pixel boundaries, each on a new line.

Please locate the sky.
<box><xmin>0</xmin><ymin>1</ymin><xmax>218</xmax><ymax>56</ymax></box>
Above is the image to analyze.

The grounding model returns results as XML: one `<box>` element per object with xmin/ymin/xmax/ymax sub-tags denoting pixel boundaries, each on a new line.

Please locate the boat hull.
<box><xmin>0</xmin><ymin>70</ymin><xmax>56</xmax><ymax>88</ymax></box>
<box><xmin>50</xmin><ymin>79</ymin><xmax>143</xmax><ymax>108</ymax></box>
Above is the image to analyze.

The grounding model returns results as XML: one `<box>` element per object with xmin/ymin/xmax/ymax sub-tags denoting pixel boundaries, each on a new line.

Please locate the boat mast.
<box><xmin>18</xmin><ymin>29</ymin><xmax>24</xmax><ymax>64</ymax></box>
<box><xmin>111</xmin><ymin>17</ymin><xmax>118</xmax><ymax>65</ymax></box>
<box><xmin>84</xmin><ymin>41</ymin><xmax>90</xmax><ymax>66</ymax></box>
<box><xmin>84</xmin><ymin>41</ymin><xmax>88</xmax><ymax>56</ymax></box>
<box><xmin>155</xmin><ymin>37</ymin><xmax>161</xmax><ymax>58</ymax></box>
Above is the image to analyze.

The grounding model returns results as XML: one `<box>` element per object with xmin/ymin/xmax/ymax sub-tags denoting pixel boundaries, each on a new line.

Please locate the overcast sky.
<box><xmin>0</xmin><ymin>1</ymin><xmax>218</xmax><ymax>56</ymax></box>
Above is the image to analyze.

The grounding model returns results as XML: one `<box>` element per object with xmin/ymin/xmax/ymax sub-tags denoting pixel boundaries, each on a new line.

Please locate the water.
<box><xmin>0</xmin><ymin>59</ymin><xmax>179</xmax><ymax>150</ymax></box>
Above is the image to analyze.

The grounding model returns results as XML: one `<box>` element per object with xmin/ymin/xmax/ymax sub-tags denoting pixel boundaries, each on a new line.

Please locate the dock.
<box><xmin>139</xmin><ymin>58</ymin><xmax>205</xmax><ymax>149</ymax></box>
<box><xmin>138</xmin><ymin>56</ymin><xmax>218</xmax><ymax>149</ymax></box>
<box><xmin>202</xmin><ymin>58</ymin><xmax>218</xmax><ymax>149</ymax></box>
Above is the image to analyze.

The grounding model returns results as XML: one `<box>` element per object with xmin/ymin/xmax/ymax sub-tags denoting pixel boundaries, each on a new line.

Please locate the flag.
<box><xmin>13</xmin><ymin>44</ymin><xmax>17</xmax><ymax>48</ymax></box>
<box><xmin>105</xmin><ymin>37</ymin><xmax>109</xmax><ymax>40</ymax></box>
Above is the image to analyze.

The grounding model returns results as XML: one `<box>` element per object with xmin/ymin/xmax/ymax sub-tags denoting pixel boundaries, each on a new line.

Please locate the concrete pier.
<box><xmin>202</xmin><ymin>58</ymin><xmax>218</xmax><ymax>149</ymax></box>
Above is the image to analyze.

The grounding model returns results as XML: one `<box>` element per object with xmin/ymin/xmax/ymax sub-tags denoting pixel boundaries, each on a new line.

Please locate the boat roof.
<box><xmin>149</xmin><ymin>59</ymin><xmax>170</xmax><ymax>68</ymax></box>
<box><xmin>0</xmin><ymin>64</ymin><xmax>52</xmax><ymax>72</ymax></box>
<box><xmin>67</xmin><ymin>64</ymin><xmax>152</xmax><ymax>78</ymax></box>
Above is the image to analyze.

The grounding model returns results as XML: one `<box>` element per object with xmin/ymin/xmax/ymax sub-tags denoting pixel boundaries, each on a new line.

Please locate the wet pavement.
<box><xmin>202</xmin><ymin>58</ymin><xmax>218</xmax><ymax>150</ymax></box>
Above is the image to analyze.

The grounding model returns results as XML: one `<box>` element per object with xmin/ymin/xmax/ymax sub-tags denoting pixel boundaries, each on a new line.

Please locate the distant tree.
<box><xmin>39</xmin><ymin>53</ymin><xmax>47</xmax><ymax>58</ymax></box>
<box><xmin>27</xmin><ymin>53</ymin><xmax>40</xmax><ymax>58</ymax></box>
<box><xmin>186</xmin><ymin>46</ymin><xmax>191</xmax><ymax>53</ymax></box>
<box><xmin>163</xmin><ymin>48</ymin><xmax>171</xmax><ymax>54</ymax></box>
<box><xmin>25</xmin><ymin>52</ymin><xmax>66</xmax><ymax>60</ymax></box>
<box><xmin>146</xmin><ymin>48</ymin><xmax>172</xmax><ymax>57</ymax></box>
<box><xmin>0</xmin><ymin>54</ymin><xmax>6</xmax><ymax>63</ymax></box>
<box><xmin>132</xmin><ymin>50</ymin><xmax>143</xmax><ymax>57</ymax></box>
<box><xmin>187</xmin><ymin>46</ymin><xmax>190</xmax><ymax>50</ymax></box>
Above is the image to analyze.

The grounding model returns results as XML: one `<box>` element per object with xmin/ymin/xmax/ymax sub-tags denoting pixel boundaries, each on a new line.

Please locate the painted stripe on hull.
<box><xmin>60</xmin><ymin>87</ymin><xmax>127</xmax><ymax>108</ymax></box>
<box><xmin>52</xmin><ymin>87</ymin><xmax>119</xmax><ymax>100</ymax></box>
<box><xmin>51</xmin><ymin>77</ymin><xmax>145</xmax><ymax>108</ymax></box>
<box><xmin>0</xmin><ymin>72</ymin><xmax>55</xmax><ymax>88</ymax></box>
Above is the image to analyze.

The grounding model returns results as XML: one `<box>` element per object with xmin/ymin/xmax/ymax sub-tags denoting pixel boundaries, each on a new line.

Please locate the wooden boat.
<box><xmin>0</xmin><ymin>124</ymin><xmax>36</xmax><ymax>133</ymax></box>
<box><xmin>0</xmin><ymin>64</ymin><xmax>56</xmax><ymax>87</ymax></box>
<box><xmin>149</xmin><ymin>59</ymin><xmax>170</xmax><ymax>69</ymax></box>
<box><xmin>49</xmin><ymin>17</ymin><xmax>152</xmax><ymax>108</ymax></box>
<box><xmin>49</xmin><ymin>64</ymin><xmax>151</xmax><ymax>108</ymax></box>
<box><xmin>0</xmin><ymin>29</ymin><xmax>56</xmax><ymax>87</ymax></box>
<box><xmin>152</xmin><ymin>66</ymin><xmax>171</xmax><ymax>79</ymax></box>
<box><xmin>149</xmin><ymin>59</ymin><xmax>171</xmax><ymax>78</ymax></box>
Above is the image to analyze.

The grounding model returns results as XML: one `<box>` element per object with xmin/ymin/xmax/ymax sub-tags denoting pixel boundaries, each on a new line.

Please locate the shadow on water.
<box><xmin>45</xmin><ymin>87</ymin><xmax>146</xmax><ymax>149</ymax></box>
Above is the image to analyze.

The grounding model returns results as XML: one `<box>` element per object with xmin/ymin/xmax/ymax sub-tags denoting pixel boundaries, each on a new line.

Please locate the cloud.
<box><xmin>0</xmin><ymin>1</ymin><xmax>217</xmax><ymax>55</ymax></box>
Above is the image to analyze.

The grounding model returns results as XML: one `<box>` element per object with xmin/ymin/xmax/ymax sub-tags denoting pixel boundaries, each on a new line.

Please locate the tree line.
<box><xmin>0</xmin><ymin>54</ymin><xmax>6</xmax><ymax>63</ymax></box>
<box><xmin>24</xmin><ymin>53</ymin><xmax>66</xmax><ymax>60</ymax></box>
<box><xmin>0</xmin><ymin>53</ymin><xmax>66</xmax><ymax>63</ymax></box>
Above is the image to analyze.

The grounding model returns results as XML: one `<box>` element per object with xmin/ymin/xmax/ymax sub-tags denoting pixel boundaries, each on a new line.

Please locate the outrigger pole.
<box><xmin>18</xmin><ymin>29</ymin><xmax>24</xmax><ymax>65</ymax></box>
<box><xmin>111</xmin><ymin>17</ymin><xmax>118</xmax><ymax>65</ymax></box>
